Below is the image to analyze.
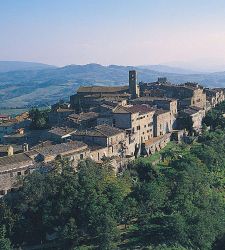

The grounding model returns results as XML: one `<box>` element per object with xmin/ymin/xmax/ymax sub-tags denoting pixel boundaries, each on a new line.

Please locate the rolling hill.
<box><xmin>0</xmin><ymin>61</ymin><xmax>56</xmax><ymax>73</ymax></box>
<box><xmin>0</xmin><ymin>63</ymin><xmax>225</xmax><ymax>108</ymax></box>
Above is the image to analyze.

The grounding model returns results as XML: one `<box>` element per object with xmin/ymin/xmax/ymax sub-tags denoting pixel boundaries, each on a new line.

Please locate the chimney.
<box><xmin>7</xmin><ymin>145</ymin><xmax>14</xmax><ymax>156</ymax></box>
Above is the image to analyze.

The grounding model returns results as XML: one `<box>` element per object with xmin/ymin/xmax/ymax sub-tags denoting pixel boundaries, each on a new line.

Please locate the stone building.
<box><xmin>129</xmin><ymin>70</ymin><xmax>140</xmax><ymax>99</ymax></box>
<box><xmin>178</xmin><ymin>106</ymin><xmax>206</xmax><ymax>132</ymax></box>
<box><xmin>0</xmin><ymin>153</ymin><xmax>34</xmax><ymax>196</ymax></box>
<box><xmin>34</xmin><ymin>141</ymin><xmax>89</xmax><ymax>165</ymax></box>
<box><xmin>153</xmin><ymin>109</ymin><xmax>173</xmax><ymax>137</ymax></box>
<box><xmin>67</xmin><ymin>112</ymin><xmax>99</xmax><ymax>129</ymax></box>
<box><xmin>70</xmin><ymin>86</ymin><xmax>130</xmax><ymax>112</ymax></box>
<box><xmin>131</xmin><ymin>97</ymin><xmax>177</xmax><ymax>116</ymax></box>
<box><xmin>112</xmin><ymin>105</ymin><xmax>155</xmax><ymax>156</ymax></box>
<box><xmin>205</xmin><ymin>88</ymin><xmax>225</xmax><ymax>109</ymax></box>
<box><xmin>140</xmin><ymin>79</ymin><xmax>206</xmax><ymax>110</ymax></box>
<box><xmin>48</xmin><ymin>127</ymin><xmax>76</xmax><ymax>143</ymax></box>
<box><xmin>48</xmin><ymin>108</ymin><xmax>75</xmax><ymax>126</ymax></box>
<box><xmin>73</xmin><ymin>124</ymin><xmax>127</xmax><ymax>158</ymax></box>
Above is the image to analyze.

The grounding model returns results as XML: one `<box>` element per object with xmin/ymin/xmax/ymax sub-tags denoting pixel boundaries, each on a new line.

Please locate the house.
<box><xmin>35</xmin><ymin>141</ymin><xmax>89</xmax><ymax>165</ymax></box>
<box><xmin>0</xmin><ymin>153</ymin><xmax>34</xmax><ymax>196</ymax></box>
<box><xmin>178</xmin><ymin>106</ymin><xmax>206</xmax><ymax>132</ymax></box>
<box><xmin>113</xmin><ymin>105</ymin><xmax>155</xmax><ymax>143</ymax></box>
<box><xmin>67</xmin><ymin>112</ymin><xmax>99</xmax><ymax>129</ymax></box>
<box><xmin>153</xmin><ymin>109</ymin><xmax>173</xmax><ymax>137</ymax></box>
<box><xmin>73</xmin><ymin>124</ymin><xmax>126</xmax><ymax>158</ymax></box>
<box><xmin>48</xmin><ymin>127</ymin><xmax>76</xmax><ymax>143</ymax></box>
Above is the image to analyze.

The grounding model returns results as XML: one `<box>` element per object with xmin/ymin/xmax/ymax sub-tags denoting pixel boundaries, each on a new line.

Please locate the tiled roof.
<box><xmin>36</xmin><ymin>141</ymin><xmax>88</xmax><ymax>157</ymax></box>
<box><xmin>113</xmin><ymin>105</ymin><xmax>155</xmax><ymax>115</ymax></box>
<box><xmin>134</xmin><ymin>97</ymin><xmax>176</xmax><ymax>102</ymax></box>
<box><xmin>0</xmin><ymin>153</ymin><xmax>33</xmax><ymax>171</ymax></box>
<box><xmin>154</xmin><ymin>109</ymin><xmax>170</xmax><ymax>115</ymax></box>
<box><xmin>95</xmin><ymin>124</ymin><xmax>124</xmax><ymax>137</ymax></box>
<box><xmin>182</xmin><ymin>106</ymin><xmax>203</xmax><ymax>115</ymax></box>
<box><xmin>48</xmin><ymin>127</ymin><xmax>76</xmax><ymax>137</ymax></box>
<box><xmin>74</xmin><ymin>124</ymin><xmax>124</xmax><ymax>138</ymax></box>
<box><xmin>77</xmin><ymin>85</ymin><xmax>129</xmax><ymax>94</ymax></box>
<box><xmin>68</xmin><ymin>112</ymin><xmax>99</xmax><ymax>122</ymax></box>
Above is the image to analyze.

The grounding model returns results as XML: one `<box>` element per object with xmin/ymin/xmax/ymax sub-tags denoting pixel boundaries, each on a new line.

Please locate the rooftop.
<box><xmin>74</xmin><ymin>124</ymin><xmax>124</xmax><ymax>138</ymax></box>
<box><xmin>182</xmin><ymin>106</ymin><xmax>203</xmax><ymax>115</ymax></box>
<box><xmin>48</xmin><ymin>127</ymin><xmax>76</xmax><ymax>137</ymax></box>
<box><xmin>134</xmin><ymin>96</ymin><xmax>176</xmax><ymax>102</ymax></box>
<box><xmin>68</xmin><ymin>112</ymin><xmax>99</xmax><ymax>122</ymax></box>
<box><xmin>36</xmin><ymin>141</ymin><xmax>88</xmax><ymax>157</ymax></box>
<box><xmin>154</xmin><ymin>109</ymin><xmax>171</xmax><ymax>115</ymax></box>
<box><xmin>0</xmin><ymin>153</ymin><xmax>33</xmax><ymax>171</ymax></box>
<box><xmin>113</xmin><ymin>104</ymin><xmax>155</xmax><ymax>115</ymax></box>
<box><xmin>77</xmin><ymin>85</ymin><xmax>129</xmax><ymax>94</ymax></box>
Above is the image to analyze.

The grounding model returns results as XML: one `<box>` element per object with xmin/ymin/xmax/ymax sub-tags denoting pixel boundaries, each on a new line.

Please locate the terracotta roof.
<box><xmin>77</xmin><ymin>85</ymin><xmax>129</xmax><ymax>94</ymax></box>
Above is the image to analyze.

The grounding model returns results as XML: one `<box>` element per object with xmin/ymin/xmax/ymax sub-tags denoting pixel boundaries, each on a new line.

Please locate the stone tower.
<box><xmin>129</xmin><ymin>70</ymin><xmax>140</xmax><ymax>99</ymax></box>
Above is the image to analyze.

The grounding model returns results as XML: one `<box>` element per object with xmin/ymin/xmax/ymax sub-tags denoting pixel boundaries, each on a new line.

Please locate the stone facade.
<box><xmin>153</xmin><ymin>109</ymin><xmax>173</xmax><ymax>137</ymax></box>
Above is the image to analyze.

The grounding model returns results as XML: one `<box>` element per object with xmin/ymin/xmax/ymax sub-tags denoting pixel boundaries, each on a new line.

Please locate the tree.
<box><xmin>0</xmin><ymin>226</ymin><xmax>11</xmax><ymax>250</ymax></box>
<box><xmin>29</xmin><ymin>108</ymin><xmax>49</xmax><ymax>129</ymax></box>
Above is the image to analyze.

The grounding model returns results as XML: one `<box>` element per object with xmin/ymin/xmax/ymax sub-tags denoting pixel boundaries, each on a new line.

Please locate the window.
<box><xmin>144</xmin><ymin>125</ymin><xmax>146</xmax><ymax>128</ymax></box>
<box><xmin>24</xmin><ymin>169</ymin><xmax>30</xmax><ymax>175</ymax></box>
<box><xmin>137</xmin><ymin>126</ymin><xmax>140</xmax><ymax>130</ymax></box>
<box><xmin>17</xmin><ymin>172</ymin><xmax>21</xmax><ymax>176</ymax></box>
<box><xmin>80</xmin><ymin>154</ymin><xmax>84</xmax><ymax>160</ymax></box>
<box><xmin>0</xmin><ymin>190</ymin><xmax>5</xmax><ymax>196</ymax></box>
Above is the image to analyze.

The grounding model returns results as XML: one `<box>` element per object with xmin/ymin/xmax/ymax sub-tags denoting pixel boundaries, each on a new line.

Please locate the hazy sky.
<box><xmin>1</xmin><ymin>0</ymin><xmax>225</xmax><ymax>70</ymax></box>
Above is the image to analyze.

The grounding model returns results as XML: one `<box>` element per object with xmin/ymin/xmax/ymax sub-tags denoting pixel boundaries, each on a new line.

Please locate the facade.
<box><xmin>179</xmin><ymin>106</ymin><xmax>206</xmax><ymax>132</ymax></box>
<box><xmin>205</xmin><ymin>88</ymin><xmax>225</xmax><ymax>109</ymax></box>
<box><xmin>35</xmin><ymin>141</ymin><xmax>89</xmax><ymax>165</ymax></box>
<box><xmin>112</xmin><ymin>105</ymin><xmax>155</xmax><ymax>156</ymax></box>
<box><xmin>48</xmin><ymin>108</ymin><xmax>74</xmax><ymax>126</ymax></box>
<box><xmin>140</xmin><ymin>79</ymin><xmax>206</xmax><ymax>110</ymax></box>
<box><xmin>67</xmin><ymin>112</ymin><xmax>99</xmax><ymax>129</ymax></box>
<box><xmin>153</xmin><ymin>109</ymin><xmax>173</xmax><ymax>137</ymax></box>
<box><xmin>0</xmin><ymin>153</ymin><xmax>34</xmax><ymax>196</ymax></box>
<box><xmin>48</xmin><ymin>127</ymin><xmax>76</xmax><ymax>143</ymax></box>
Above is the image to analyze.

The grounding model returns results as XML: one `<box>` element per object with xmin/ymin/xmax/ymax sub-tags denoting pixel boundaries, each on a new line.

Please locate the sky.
<box><xmin>1</xmin><ymin>0</ymin><xmax>225</xmax><ymax>71</ymax></box>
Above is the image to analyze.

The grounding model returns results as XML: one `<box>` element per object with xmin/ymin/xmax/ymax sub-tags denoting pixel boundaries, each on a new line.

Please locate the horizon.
<box><xmin>1</xmin><ymin>0</ymin><xmax>225</xmax><ymax>71</ymax></box>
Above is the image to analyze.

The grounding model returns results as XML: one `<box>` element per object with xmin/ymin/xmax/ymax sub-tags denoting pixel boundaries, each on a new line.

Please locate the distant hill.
<box><xmin>0</xmin><ymin>61</ymin><xmax>56</xmax><ymax>73</ymax></box>
<box><xmin>138</xmin><ymin>64</ymin><xmax>201</xmax><ymax>74</ymax></box>
<box><xmin>0</xmin><ymin>63</ymin><xmax>225</xmax><ymax>108</ymax></box>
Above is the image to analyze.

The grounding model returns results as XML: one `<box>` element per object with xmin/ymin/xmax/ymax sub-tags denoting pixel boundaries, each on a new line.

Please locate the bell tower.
<box><xmin>129</xmin><ymin>70</ymin><xmax>139</xmax><ymax>99</ymax></box>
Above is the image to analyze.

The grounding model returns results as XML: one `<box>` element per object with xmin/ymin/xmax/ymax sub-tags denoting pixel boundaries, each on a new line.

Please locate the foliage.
<box><xmin>1</xmin><ymin>104</ymin><xmax>225</xmax><ymax>249</ymax></box>
<box><xmin>29</xmin><ymin>108</ymin><xmax>50</xmax><ymax>129</ymax></box>
<box><xmin>0</xmin><ymin>226</ymin><xmax>11</xmax><ymax>250</ymax></box>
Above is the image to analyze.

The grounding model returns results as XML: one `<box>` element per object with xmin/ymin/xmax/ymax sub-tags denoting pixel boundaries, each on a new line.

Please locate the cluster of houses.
<box><xmin>0</xmin><ymin>70</ymin><xmax>225</xmax><ymax>196</ymax></box>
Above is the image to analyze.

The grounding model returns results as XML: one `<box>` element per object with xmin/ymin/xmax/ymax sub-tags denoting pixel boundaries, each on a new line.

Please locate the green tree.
<box><xmin>29</xmin><ymin>108</ymin><xmax>49</xmax><ymax>129</ymax></box>
<box><xmin>0</xmin><ymin>226</ymin><xmax>11</xmax><ymax>250</ymax></box>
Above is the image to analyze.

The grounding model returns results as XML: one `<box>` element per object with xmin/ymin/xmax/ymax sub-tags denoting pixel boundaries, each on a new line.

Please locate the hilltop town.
<box><xmin>0</xmin><ymin>70</ymin><xmax>224</xmax><ymax>196</ymax></box>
